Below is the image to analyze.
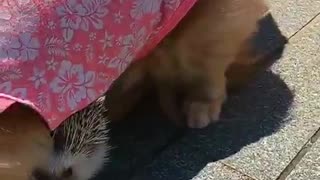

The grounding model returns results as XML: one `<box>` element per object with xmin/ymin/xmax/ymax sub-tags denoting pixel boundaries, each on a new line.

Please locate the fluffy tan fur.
<box><xmin>107</xmin><ymin>0</ymin><xmax>270</xmax><ymax>128</ymax></box>
<box><xmin>0</xmin><ymin>103</ymin><xmax>53</xmax><ymax>180</ymax></box>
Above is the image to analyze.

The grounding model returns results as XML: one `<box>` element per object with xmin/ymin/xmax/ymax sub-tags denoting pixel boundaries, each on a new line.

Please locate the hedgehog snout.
<box><xmin>31</xmin><ymin>166</ymin><xmax>75</xmax><ymax>180</ymax></box>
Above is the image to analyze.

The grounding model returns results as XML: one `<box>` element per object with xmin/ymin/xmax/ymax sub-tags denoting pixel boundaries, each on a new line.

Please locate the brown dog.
<box><xmin>107</xmin><ymin>0</ymin><xmax>270</xmax><ymax>128</ymax></box>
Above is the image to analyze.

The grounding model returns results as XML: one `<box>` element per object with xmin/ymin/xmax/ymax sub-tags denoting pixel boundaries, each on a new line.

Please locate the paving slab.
<box><xmin>223</xmin><ymin>14</ymin><xmax>320</xmax><ymax>180</ymax></box>
<box><xmin>221</xmin><ymin>14</ymin><xmax>320</xmax><ymax>180</ymax></box>
<box><xmin>286</xmin><ymin>131</ymin><xmax>320</xmax><ymax>180</ymax></box>
<box><xmin>268</xmin><ymin>0</ymin><xmax>320</xmax><ymax>37</ymax></box>
<box><xmin>192</xmin><ymin>162</ymin><xmax>254</xmax><ymax>180</ymax></box>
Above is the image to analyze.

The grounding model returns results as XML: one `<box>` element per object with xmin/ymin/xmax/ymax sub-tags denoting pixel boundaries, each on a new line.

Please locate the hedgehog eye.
<box><xmin>61</xmin><ymin>167</ymin><xmax>73</xmax><ymax>178</ymax></box>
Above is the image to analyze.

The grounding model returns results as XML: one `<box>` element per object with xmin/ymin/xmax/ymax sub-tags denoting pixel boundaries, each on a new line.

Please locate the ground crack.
<box><xmin>276</xmin><ymin>128</ymin><xmax>320</xmax><ymax>180</ymax></box>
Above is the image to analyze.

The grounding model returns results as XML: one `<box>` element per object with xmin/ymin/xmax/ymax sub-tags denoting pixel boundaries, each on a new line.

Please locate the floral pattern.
<box><xmin>0</xmin><ymin>0</ymin><xmax>197</xmax><ymax>130</ymax></box>
<box><xmin>131</xmin><ymin>0</ymin><xmax>163</xmax><ymax>19</ymax></box>
<box><xmin>56</xmin><ymin>0</ymin><xmax>110</xmax><ymax>42</ymax></box>
<box><xmin>50</xmin><ymin>60</ymin><xmax>96</xmax><ymax>111</ymax></box>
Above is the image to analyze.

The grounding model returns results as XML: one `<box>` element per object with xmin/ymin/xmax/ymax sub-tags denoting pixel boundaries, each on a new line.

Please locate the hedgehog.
<box><xmin>31</xmin><ymin>96</ymin><xmax>110</xmax><ymax>180</ymax></box>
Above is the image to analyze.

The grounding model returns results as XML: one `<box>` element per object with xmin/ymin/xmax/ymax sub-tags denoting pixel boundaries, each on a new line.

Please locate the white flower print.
<box><xmin>57</xmin><ymin>95</ymin><xmax>66</xmax><ymax>112</ymax></box>
<box><xmin>98</xmin><ymin>53</ymin><xmax>110</xmax><ymax>65</ymax></box>
<box><xmin>113</xmin><ymin>11</ymin><xmax>124</xmax><ymax>24</ymax></box>
<box><xmin>45</xmin><ymin>36</ymin><xmax>69</xmax><ymax>57</ymax></box>
<box><xmin>0</xmin><ymin>7</ymin><xmax>12</xmax><ymax>32</ymax></box>
<box><xmin>0</xmin><ymin>0</ymin><xmax>40</xmax><ymax>33</ymax></box>
<box><xmin>73</xmin><ymin>43</ymin><xmax>82</xmax><ymax>51</ymax></box>
<box><xmin>97</xmin><ymin>72</ymin><xmax>112</xmax><ymax>83</ymax></box>
<box><xmin>37</xmin><ymin>92</ymin><xmax>52</xmax><ymax>112</ymax></box>
<box><xmin>56</xmin><ymin>0</ymin><xmax>111</xmax><ymax>42</ymax></box>
<box><xmin>89</xmin><ymin>32</ymin><xmax>96</xmax><ymax>41</ymax></box>
<box><xmin>118</xmin><ymin>26</ymin><xmax>147</xmax><ymax>51</ymax></box>
<box><xmin>97</xmin><ymin>72</ymin><xmax>115</xmax><ymax>93</ymax></box>
<box><xmin>134</xmin><ymin>27</ymin><xmax>148</xmax><ymax>51</ymax></box>
<box><xmin>49</xmin><ymin>60</ymin><xmax>97</xmax><ymax>110</ymax></box>
<box><xmin>117</xmin><ymin>35</ymin><xmax>131</xmax><ymax>47</ymax></box>
<box><xmin>108</xmin><ymin>47</ymin><xmax>134</xmax><ymax>73</ymax></box>
<box><xmin>47</xmin><ymin>118</ymin><xmax>56</xmax><ymax>125</ymax></box>
<box><xmin>47</xmin><ymin>21</ymin><xmax>57</xmax><ymax>30</ymax></box>
<box><xmin>131</xmin><ymin>0</ymin><xmax>163</xmax><ymax>19</ymax></box>
<box><xmin>29</xmin><ymin>67</ymin><xmax>47</xmax><ymax>89</ymax></box>
<box><xmin>85</xmin><ymin>44</ymin><xmax>94</xmax><ymax>62</ymax></box>
<box><xmin>0</xmin><ymin>67</ymin><xmax>22</xmax><ymax>81</ymax></box>
<box><xmin>46</xmin><ymin>58</ymin><xmax>58</xmax><ymax>71</ymax></box>
<box><xmin>99</xmin><ymin>31</ymin><xmax>114</xmax><ymax>50</ymax></box>
<box><xmin>164</xmin><ymin>0</ymin><xmax>181</xmax><ymax>10</ymax></box>
<box><xmin>43</xmin><ymin>0</ymin><xmax>56</xmax><ymax>6</ymax></box>
<box><xmin>150</xmin><ymin>12</ymin><xmax>162</xmax><ymax>27</ymax></box>
<box><xmin>118</xmin><ymin>48</ymin><xmax>134</xmax><ymax>73</ymax></box>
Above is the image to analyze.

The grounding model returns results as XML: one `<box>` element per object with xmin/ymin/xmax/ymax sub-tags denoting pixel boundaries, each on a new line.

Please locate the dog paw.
<box><xmin>184</xmin><ymin>100</ymin><xmax>222</xmax><ymax>129</ymax></box>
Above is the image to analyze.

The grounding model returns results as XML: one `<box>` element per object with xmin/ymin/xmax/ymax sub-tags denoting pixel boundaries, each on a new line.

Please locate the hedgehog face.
<box><xmin>30</xmin><ymin>144</ymin><xmax>108</xmax><ymax>180</ymax></box>
<box><xmin>31</xmin><ymin>166</ymin><xmax>79</xmax><ymax>180</ymax></box>
<box><xmin>30</xmin><ymin>96</ymin><xmax>109</xmax><ymax>180</ymax></box>
<box><xmin>31</xmin><ymin>167</ymin><xmax>73</xmax><ymax>180</ymax></box>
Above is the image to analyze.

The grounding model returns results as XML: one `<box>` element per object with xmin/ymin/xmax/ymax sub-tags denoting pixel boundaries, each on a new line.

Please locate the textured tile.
<box><xmin>268</xmin><ymin>0</ymin><xmax>320</xmax><ymax>37</ymax></box>
<box><xmin>192</xmin><ymin>163</ymin><xmax>254</xmax><ymax>180</ymax></box>
<box><xmin>223</xmin><ymin>14</ymin><xmax>320</xmax><ymax>180</ymax></box>
<box><xmin>287</xmin><ymin>135</ymin><xmax>320</xmax><ymax>180</ymax></box>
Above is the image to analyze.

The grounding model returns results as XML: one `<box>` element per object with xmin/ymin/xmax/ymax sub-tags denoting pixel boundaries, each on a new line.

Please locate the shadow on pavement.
<box><xmin>131</xmin><ymin>70</ymin><xmax>294</xmax><ymax>180</ymax></box>
<box><xmin>95</xmin><ymin>13</ymin><xmax>292</xmax><ymax>180</ymax></box>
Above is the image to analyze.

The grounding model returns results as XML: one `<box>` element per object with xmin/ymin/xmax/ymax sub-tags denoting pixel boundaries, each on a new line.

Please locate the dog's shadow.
<box><xmin>95</xmin><ymin>14</ymin><xmax>293</xmax><ymax>180</ymax></box>
<box><xmin>130</xmin><ymin>70</ymin><xmax>294</xmax><ymax>180</ymax></box>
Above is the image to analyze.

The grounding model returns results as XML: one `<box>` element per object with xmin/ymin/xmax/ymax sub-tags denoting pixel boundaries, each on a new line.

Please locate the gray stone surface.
<box><xmin>222</xmin><ymin>14</ymin><xmax>320</xmax><ymax>180</ymax></box>
<box><xmin>287</xmin><ymin>135</ymin><xmax>320</xmax><ymax>180</ymax></box>
<box><xmin>268</xmin><ymin>0</ymin><xmax>320</xmax><ymax>37</ymax></box>
<box><xmin>192</xmin><ymin>163</ymin><xmax>254</xmax><ymax>180</ymax></box>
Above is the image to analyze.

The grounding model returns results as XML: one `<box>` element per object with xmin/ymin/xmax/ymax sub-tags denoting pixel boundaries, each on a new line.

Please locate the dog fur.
<box><xmin>0</xmin><ymin>103</ymin><xmax>53</xmax><ymax>180</ymax></box>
